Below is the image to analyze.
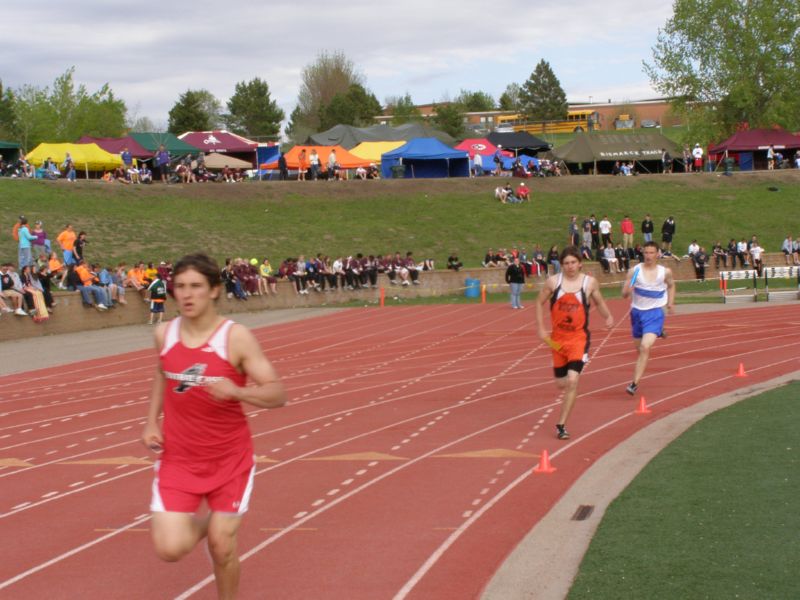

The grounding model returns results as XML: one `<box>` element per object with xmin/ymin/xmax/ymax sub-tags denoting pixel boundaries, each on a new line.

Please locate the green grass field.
<box><xmin>1</xmin><ymin>171</ymin><xmax>797</xmax><ymax>269</ymax></box>
<box><xmin>568</xmin><ymin>382</ymin><xmax>800</xmax><ymax>600</ymax></box>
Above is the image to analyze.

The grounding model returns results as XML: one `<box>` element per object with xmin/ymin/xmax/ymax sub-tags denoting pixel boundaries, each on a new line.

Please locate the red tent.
<box><xmin>261</xmin><ymin>145</ymin><xmax>371</xmax><ymax>170</ymax></box>
<box><xmin>453</xmin><ymin>138</ymin><xmax>504</xmax><ymax>159</ymax></box>
<box><xmin>709</xmin><ymin>128</ymin><xmax>800</xmax><ymax>153</ymax></box>
<box><xmin>177</xmin><ymin>130</ymin><xmax>258</xmax><ymax>153</ymax></box>
<box><xmin>77</xmin><ymin>135</ymin><xmax>152</xmax><ymax>159</ymax></box>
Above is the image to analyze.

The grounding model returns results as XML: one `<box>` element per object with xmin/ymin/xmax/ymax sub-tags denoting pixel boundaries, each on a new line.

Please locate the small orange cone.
<box><xmin>634</xmin><ymin>396</ymin><xmax>652</xmax><ymax>415</ymax></box>
<box><xmin>533</xmin><ymin>449</ymin><xmax>556</xmax><ymax>474</ymax></box>
<box><xmin>735</xmin><ymin>362</ymin><xmax>748</xmax><ymax>378</ymax></box>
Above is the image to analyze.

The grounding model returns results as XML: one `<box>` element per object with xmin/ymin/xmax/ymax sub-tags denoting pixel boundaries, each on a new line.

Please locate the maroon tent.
<box><xmin>177</xmin><ymin>130</ymin><xmax>258</xmax><ymax>153</ymax></box>
<box><xmin>77</xmin><ymin>135</ymin><xmax>152</xmax><ymax>159</ymax></box>
<box><xmin>709</xmin><ymin>128</ymin><xmax>800</xmax><ymax>153</ymax></box>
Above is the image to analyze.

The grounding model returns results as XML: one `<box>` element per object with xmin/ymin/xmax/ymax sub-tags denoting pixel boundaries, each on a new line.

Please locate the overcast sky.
<box><xmin>3</xmin><ymin>1</ymin><xmax>672</xmax><ymax>131</ymax></box>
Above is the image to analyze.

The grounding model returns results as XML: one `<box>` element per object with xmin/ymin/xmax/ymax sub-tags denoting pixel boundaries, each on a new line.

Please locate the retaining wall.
<box><xmin>1</xmin><ymin>254</ymin><xmax>789</xmax><ymax>342</ymax></box>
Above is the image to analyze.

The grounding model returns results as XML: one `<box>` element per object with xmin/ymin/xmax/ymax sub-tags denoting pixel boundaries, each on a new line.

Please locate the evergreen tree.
<box><xmin>519</xmin><ymin>60</ymin><xmax>568</xmax><ymax>121</ymax></box>
<box><xmin>226</xmin><ymin>77</ymin><xmax>285</xmax><ymax>138</ymax></box>
<box><xmin>168</xmin><ymin>89</ymin><xmax>214</xmax><ymax>134</ymax></box>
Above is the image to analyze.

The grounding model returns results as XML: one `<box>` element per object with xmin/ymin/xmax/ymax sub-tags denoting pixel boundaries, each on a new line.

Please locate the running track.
<box><xmin>1</xmin><ymin>302</ymin><xmax>797</xmax><ymax>599</ymax></box>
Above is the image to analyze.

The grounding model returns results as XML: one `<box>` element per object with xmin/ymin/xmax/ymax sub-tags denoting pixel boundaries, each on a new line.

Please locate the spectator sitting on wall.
<box><xmin>447</xmin><ymin>255</ymin><xmax>463</xmax><ymax>271</ymax></box>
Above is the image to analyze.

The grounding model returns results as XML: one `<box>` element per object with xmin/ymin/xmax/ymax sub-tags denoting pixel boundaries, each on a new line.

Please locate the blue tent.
<box><xmin>381</xmin><ymin>138</ymin><xmax>469</xmax><ymax>179</ymax></box>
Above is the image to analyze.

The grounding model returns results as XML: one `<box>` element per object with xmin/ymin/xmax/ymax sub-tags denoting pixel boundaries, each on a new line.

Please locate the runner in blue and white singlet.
<box><xmin>621</xmin><ymin>242</ymin><xmax>675</xmax><ymax>396</ymax></box>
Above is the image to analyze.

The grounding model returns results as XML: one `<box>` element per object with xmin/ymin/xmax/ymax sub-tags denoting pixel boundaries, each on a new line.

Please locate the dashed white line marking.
<box><xmin>40</xmin><ymin>424</ymin><xmax>52</xmax><ymax>428</ymax></box>
<box><xmin>68</xmin><ymin>481</ymin><xmax>84</xmax><ymax>488</ymax></box>
<box><xmin>66</xmin><ymin>444</ymin><xmax>78</xmax><ymax>449</ymax></box>
<box><xmin>480</xmin><ymin>488</ymin><xmax>490</xmax><ymax>495</ymax></box>
<box><xmin>368</xmin><ymin>461</ymin><xmax>378</xmax><ymax>467</ymax></box>
<box><xmin>93</xmin><ymin>472</ymin><xmax>108</xmax><ymax>478</ymax></box>
<box><xmin>60</xmin><ymin>418</ymin><xmax>72</xmax><ymax>423</ymax></box>
<box><xmin>42</xmin><ymin>491</ymin><xmax>59</xmax><ymax>499</ymax></box>
<box><xmin>355</xmin><ymin>469</ymin><xmax>367</xmax><ymax>476</ymax></box>
<box><xmin>311</xmin><ymin>499</ymin><xmax>325</xmax><ymax>507</ymax></box>
<box><xmin>12</xmin><ymin>502</ymin><xmax>31</xmax><ymax>510</ymax></box>
<box><xmin>471</xmin><ymin>499</ymin><xmax>482</xmax><ymax>507</ymax></box>
<box><xmin>326</xmin><ymin>489</ymin><xmax>340</xmax><ymax>496</ymax></box>
<box><xmin>45</xmin><ymin>450</ymin><xmax>58</xmax><ymax>456</ymax></box>
<box><xmin>294</xmin><ymin>511</ymin><xmax>308</xmax><ymax>519</ymax></box>
<box><xmin>86</xmin><ymin>437</ymin><xmax>97</xmax><ymax>442</ymax></box>
<box><xmin>462</xmin><ymin>511</ymin><xmax>473</xmax><ymax>518</ymax></box>
<box><xmin>340</xmin><ymin>479</ymin><xmax>354</xmax><ymax>486</ymax></box>
<box><xmin>20</xmin><ymin>429</ymin><xmax>32</xmax><ymax>434</ymax></box>
<box><xmin>391</xmin><ymin>445</ymin><xmax>401</xmax><ymax>451</ymax></box>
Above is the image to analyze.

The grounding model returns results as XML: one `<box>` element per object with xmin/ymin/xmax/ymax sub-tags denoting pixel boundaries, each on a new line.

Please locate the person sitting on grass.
<box><xmin>516</xmin><ymin>182</ymin><xmax>530</xmax><ymax>201</ymax></box>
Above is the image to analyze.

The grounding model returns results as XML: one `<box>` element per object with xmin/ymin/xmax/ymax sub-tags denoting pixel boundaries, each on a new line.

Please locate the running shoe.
<box><xmin>659</xmin><ymin>330</ymin><xmax>668</xmax><ymax>339</ymax></box>
<box><xmin>625</xmin><ymin>382</ymin><xmax>639</xmax><ymax>396</ymax></box>
<box><xmin>556</xmin><ymin>424</ymin><xmax>570</xmax><ymax>440</ymax></box>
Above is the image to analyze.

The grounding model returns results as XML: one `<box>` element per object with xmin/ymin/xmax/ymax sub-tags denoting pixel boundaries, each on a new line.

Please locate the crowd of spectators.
<box><xmin>4</xmin><ymin>219</ymin><xmax>436</xmax><ymax>325</ymax></box>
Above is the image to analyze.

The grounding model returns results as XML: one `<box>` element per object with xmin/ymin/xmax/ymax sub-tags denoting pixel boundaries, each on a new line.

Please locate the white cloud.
<box><xmin>2</xmin><ymin>0</ymin><xmax>673</xmax><ymax>127</ymax></box>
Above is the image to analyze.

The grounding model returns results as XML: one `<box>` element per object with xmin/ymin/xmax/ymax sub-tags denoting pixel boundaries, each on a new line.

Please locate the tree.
<box><xmin>168</xmin><ymin>89</ymin><xmax>221</xmax><ymax>134</ymax></box>
<box><xmin>454</xmin><ymin>89</ymin><xmax>495</xmax><ymax>112</ymax></box>
<box><xmin>386</xmin><ymin>93</ymin><xmax>422</xmax><ymax>125</ymax></box>
<box><xmin>7</xmin><ymin>67</ymin><xmax>127</xmax><ymax>149</ymax></box>
<box><xmin>226</xmin><ymin>77</ymin><xmax>285</xmax><ymax>139</ymax></box>
<box><xmin>0</xmin><ymin>80</ymin><xmax>16</xmax><ymax>140</ymax></box>
<box><xmin>431</xmin><ymin>102</ymin><xmax>464</xmax><ymax>139</ymax></box>
<box><xmin>289</xmin><ymin>51</ymin><xmax>366</xmax><ymax>141</ymax></box>
<box><xmin>318</xmin><ymin>83</ymin><xmax>382</xmax><ymax>130</ymax></box>
<box><xmin>498</xmin><ymin>83</ymin><xmax>523</xmax><ymax>112</ymax></box>
<box><xmin>519</xmin><ymin>60</ymin><xmax>568</xmax><ymax>121</ymax></box>
<box><xmin>644</xmin><ymin>0</ymin><xmax>800</xmax><ymax>142</ymax></box>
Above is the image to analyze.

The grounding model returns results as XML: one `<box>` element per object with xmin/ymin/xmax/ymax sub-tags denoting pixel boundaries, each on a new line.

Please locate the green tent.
<box><xmin>128</xmin><ymin>132</ymin><xmax>199</xmax><ymax>155</ymax></box>
<box><xmin>552</xmin><ymin>131</ymin><xmax>679</xmax><ymax>173</ymax></box>
<box><xmin>0</xmin><ymin>140</ymin><xmax>21</xmax><ymax>164</ymax></box>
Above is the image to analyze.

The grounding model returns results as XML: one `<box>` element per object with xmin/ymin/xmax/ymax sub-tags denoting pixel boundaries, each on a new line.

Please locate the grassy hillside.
<box><xmin>1</xmin><ymin>171</ymin><xmax>797</xmax><ymax>268</ymax></box>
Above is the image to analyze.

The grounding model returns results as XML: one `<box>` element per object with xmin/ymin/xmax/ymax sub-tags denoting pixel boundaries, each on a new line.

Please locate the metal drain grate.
<box><xmin>571</xmin><ymin>505</ymin><xmax>594</xmax><ymax>521</ymax></box>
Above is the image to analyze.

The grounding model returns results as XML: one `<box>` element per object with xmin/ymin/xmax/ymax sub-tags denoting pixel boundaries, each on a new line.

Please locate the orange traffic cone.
<box><xmin>735</xmin><ymin>362</ymin><xmax>748</xmax><ymax>378</ymax></box>
<box><xmin>634</xmin><ymin>396</ymin><xmax>651</xmax><ymax>415</ymax></box>
<box><xmin>533</xmin><ymin>449</ymin><xmax>556</xmax><ymax>474</ymax></box>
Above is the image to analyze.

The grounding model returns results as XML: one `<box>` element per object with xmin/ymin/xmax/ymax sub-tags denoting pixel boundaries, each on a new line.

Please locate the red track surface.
<box><xmin>1</xmin><ymin>302</ymin><xmax>797</xmax><ymax>599</ymax></box>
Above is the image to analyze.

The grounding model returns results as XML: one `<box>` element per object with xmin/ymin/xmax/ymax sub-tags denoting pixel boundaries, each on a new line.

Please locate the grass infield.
<box><xmin>568</xmin><ymin>382</ymin><xmax>800</xmax><ymax>600</ymax></box>
<box><xmin>1</xmin><ymin>171</ymin><xmax>798</xmax><ymax>268</ymax></box>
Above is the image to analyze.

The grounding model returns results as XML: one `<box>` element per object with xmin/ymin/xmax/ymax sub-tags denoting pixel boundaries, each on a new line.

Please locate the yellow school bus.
<box><xmin>495</xmin><ymin>110</ymin><xmax>599</xmax><ymax>135</ymax></box>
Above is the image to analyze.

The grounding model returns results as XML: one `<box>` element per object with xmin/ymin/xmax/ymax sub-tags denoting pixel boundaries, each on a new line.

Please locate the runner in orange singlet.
<box><xmin>536</xmin><ymin>246</ymin><xmax>614</xmax><ymax>440</ymax></box>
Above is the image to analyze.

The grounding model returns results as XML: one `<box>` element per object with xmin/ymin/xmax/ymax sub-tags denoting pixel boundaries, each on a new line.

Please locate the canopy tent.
<box><xmin>307</xmin><ymin>123</ymin><xmax>456</xmax><ymax>149</ymax></box>
<box><xmin>350</xmin><ymin>141</ymin><xmax>405</xmax><ymax>163</ymax></box>
<box><xmin>77</xmin><ymin>135</ymin><xmax>151</xmax><ymax>159</ymax></box>
<box><xmin>260</xmin><ymin>145</ymin><xmax>371</xmax><ymax>170</ymax></box>
<box><xmin>708</xmin><ymin>128</ymin><xmax>800</xmax><ymax>154</ymax></box>
<box><xmin>552</xmin><ymin>132</ymin><xmax>679</xmax><ymax>172</ymax></box>
<box><xmin>201</xmin><ymin>153</ymin><xmax>254</xmax><ymax>170</ymax></box>
<box><xmin>128</xmin><ymin>132</ymin><xmax>199</xmax><ymax>155</ymax></box>
<box><xmin>381</xmin><ymin>138</ymin><xmax>469</xmax><ymax>179</ymax></box>
<box><xmin>486</xmin><ymin>131</ymin><xmax>550</xmax><ymax>154</ymax></box>
<box><xmin>453</xmin><ymin>138</ymin><xmax>504</xmax><ymax>159</ymax></box>
<box><xmin>26</xmin><ymin>143</ymin><xmax>123</xmax><ymax>171</ymax></box>
<box><xmin>0</xmin><ymin>140</ymin><xmax>21</xmax><ymax>163</ymax></box>
<box><xmin>256</xmin><ymin>145</ymin><xmax>280</xmax><ymax>169</ymax></box>
<box><xmin>178</xmin><ymin>130</ymin><xmax>258</xmax><ymax>153</ymax></box>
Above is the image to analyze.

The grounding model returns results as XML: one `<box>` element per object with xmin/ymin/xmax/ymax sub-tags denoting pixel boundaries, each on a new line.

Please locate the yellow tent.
<box><xmin>26</xmin><ymin>142</ymin><xmax>124</xmax><ymax>171</ymax></box>
<box><xmin>349</xmin><ymin>141</ymin><xmax>405</xmax><ymax>164</ymax></box>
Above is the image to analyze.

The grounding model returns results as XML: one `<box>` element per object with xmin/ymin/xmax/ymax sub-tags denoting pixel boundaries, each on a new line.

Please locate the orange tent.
<box><xmin>260</xmin><ymin>145</ymin><xmax>371</xmax><ymax>170</ymax></box>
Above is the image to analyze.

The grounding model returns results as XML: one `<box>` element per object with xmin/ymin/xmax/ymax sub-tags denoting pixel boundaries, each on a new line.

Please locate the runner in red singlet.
<box><xmin>536</xmin><ymin>246</ymin><xmax>614</xmax><ymax>440</ymax></box>
<box><xmin>142</xmin><ymin>253</ymin><xmax>286</xmax><ymax>600</ymax></box>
